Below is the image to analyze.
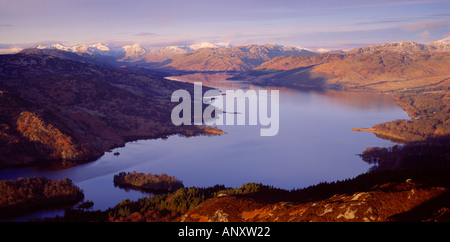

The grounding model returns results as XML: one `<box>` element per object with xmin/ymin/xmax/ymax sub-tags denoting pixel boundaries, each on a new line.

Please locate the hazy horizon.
<box><xmin>1</xmin><ymin>0</ymin><xmax>449</xmax><ymax>51</ymax></box>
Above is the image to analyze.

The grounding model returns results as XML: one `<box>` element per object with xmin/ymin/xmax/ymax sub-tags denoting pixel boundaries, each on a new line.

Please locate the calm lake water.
<box><xmin>0</xmin><ymin>73</ymin><xmax>410</xmax><ymax>220</ymax></box>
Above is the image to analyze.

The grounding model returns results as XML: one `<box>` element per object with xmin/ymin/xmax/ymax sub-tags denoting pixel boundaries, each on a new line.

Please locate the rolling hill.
<box><xmin>231</xmin><ymin>39</ymin><xmax>450</xmax><ymax>92</ymax></box>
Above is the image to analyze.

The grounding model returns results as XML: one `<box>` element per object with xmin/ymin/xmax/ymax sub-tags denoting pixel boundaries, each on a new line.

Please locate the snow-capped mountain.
<box><xmin>37</xmin><ymin>43</ymin><xmax>72</xmax><ymax>52</ymax></box>
<box><xmin>347</xmin><ymin>38</ymin><xmax>450</xmax><ymax>55</ymax></box>
<box><xmin>316</xmin><ymin>48</ymin><xmax>331</xmax><ymax>53</ymax></box>
<box><xmin>138</xmin><ymin>46</ymin><xmax>191</xmax><ymax>63</ymax></box>
<box><xmin>31</xmin><ymin>41</ymin><xmax>234</xmax><ymax>62</ymax></box>
<box><xmin>140</xmin><ymin>42</ymin><xmax>233</xmax><ymax>62</ymax></box>
<box><xmin>428</xmin><ymin>37</ymin><xmax>450</xmax><ymax>52</ymax></box>
<box><xmin>71</xmin><ymin>43</ymin><xmax>116</xmax><ymax>56</ymax></box>
<box><xmin>4</xmin><ymin>37</ymin><xmax>448</xmax><ymax>68</ymax></box>
<box><xmin>346</xmin><ymin>41</ymin><xmax>425</xmax><ymax>55</ymax></box>
<box><xmin>163</xmin><ymin>43</ymin><xmax>318</xmax><ymax>71</ymax></box>
<box><xmin>34</xmin><ymin>42</ymin><xmax>151</xmax><ymax>61</ymax></box>
<box><xmin>0</xmin><ymin>47</ymin><xmax>23</xmax><ymax>55</ymax></box>
<box><xmin>119</xmin><ymin>43</ymin><xmax>148</xmax><ymax>62</ymax></box>
<box><xmin>36</xmin><ymin>42</ymin><xmax>124</xmax><ymax>58</ymax></box>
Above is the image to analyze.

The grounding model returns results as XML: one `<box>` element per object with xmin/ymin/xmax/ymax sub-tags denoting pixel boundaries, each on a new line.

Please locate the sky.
<box><xmin>1</xmin><ymin>0</ymin><xmax>450</xmax><ymax>50</ymax></box>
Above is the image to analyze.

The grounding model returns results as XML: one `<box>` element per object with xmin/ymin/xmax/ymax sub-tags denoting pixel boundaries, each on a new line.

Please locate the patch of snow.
<box><xmin>189</xmin><ymin>42</ymin><xmax>231</xmax><ymax>50</ymax></box>
<box><xmin>0</xmin><ymin>47</ymin><xmax>23</xmax><ymax>54</ymax></box>
<box><xmin>316</xmin><ymin>48</ymin><xmax>330</xmax><ymax>53</ymax></box>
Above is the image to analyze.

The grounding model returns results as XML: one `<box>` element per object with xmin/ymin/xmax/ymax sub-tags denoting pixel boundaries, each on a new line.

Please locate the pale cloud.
<box><xmin>133</xmin><ymin>32</ymin><xmax>157</xmax><ymax>37</ymax></box>
<box><xmin>146</xmin><ymin>15</ymin><xmax>172</xmax><ymax>25</ymax></box>
<box><xmin>353</xmin><ymin>17</ymin><xmax>410</xmax><ymax>26</ymax></box>
<box><xmin>418</xmin><ymin>30</ymin><xmax>431</xmax><ymax>40</ymax></box>
<box><xmin>403</xmin><ymin>20</ymin><xmax>450</xmax><ymax>31</ymax></box>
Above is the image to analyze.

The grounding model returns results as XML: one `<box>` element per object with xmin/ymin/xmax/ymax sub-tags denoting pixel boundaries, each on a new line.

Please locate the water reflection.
<box><xmin>167</xmin><ymin>73</ymin><xmax>402</xmax><ymax>111</ymax></box>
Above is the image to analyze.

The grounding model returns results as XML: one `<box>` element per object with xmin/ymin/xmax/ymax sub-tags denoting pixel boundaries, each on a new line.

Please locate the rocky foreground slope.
<box><xmin>100</xmin><ymin>173</ymin><xmax>449</xmax><ymax>223</ymax></box>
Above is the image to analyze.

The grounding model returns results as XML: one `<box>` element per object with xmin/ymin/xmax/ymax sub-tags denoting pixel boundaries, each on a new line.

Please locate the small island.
<box><xmin>113</xmin><ymin>171</ymin><xmax>184</xmax><ymax>192</ymax></box>
<box><xmin>0</xmin><ymin>177</ymin><xmax>84</xmax><ymax>218</ymax></box>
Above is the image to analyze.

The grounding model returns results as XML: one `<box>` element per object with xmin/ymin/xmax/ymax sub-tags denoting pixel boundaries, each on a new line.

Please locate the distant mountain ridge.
<box><xmin>4</xmin><ymin>38</ymin><xmax>450</xmax><ymax>74</ymax></box>
<box><xmin>231</xmin><ymin>38</ymin><xmax>450</xmax><ymax>92</ymax></box>
<box><xmin>256</xmin><ymin>38</ymin><xmax>450</xmax><ymax>72</ymax></box>
<box><xmin>25</xmin><ymin>41</ymin><xmax>235</xmax><ymax>62</ymax></box>
<box><xmin>15</xmin><ymin>42</ymin><xmax>315</xmax><ymax>72</ymax></box>
<box><xmin>135</xmin><ymin>46</ymin><xmax>192</xmax><ymax>64</ymax></box>
<box><xmin>347</xmin><ymin>38</ymin><xmax>450</xmax><ymax>55</ymax></box>
<box><xmin>162</xmin><ymin>44</ymin><xmax>316</xmax><ymax>71</ymax></box>
<box><xmin>37</xmin><ymin>42</ymin><xmax>124</xmax><ymax>58</ymax></box>
<box><xmin>119</xmin><ymin>43</ymin><xmax>148</xmax><ymax>62</ymax></box>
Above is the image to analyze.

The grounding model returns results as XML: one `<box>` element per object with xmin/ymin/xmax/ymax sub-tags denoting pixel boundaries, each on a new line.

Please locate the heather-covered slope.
<box><xmin>181</xmin><ymin>182</ymin><xmax>448</xmax><ymax>222</ymax></box>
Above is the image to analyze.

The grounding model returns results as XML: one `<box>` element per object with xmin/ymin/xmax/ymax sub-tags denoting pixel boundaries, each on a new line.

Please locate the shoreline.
<box><xmin>350</xmin><ymin>127</ymin><xmax>408</xmax><ymax>143</ymax></box>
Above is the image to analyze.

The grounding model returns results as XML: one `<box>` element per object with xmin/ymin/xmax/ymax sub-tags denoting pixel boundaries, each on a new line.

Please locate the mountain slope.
<box><xmin>309</xmin><ymin>51</ymin><xmax>450</xmax><ymax>91</ymax></box>
<box><xmin>119</xmin><ymin>44</ymin><xmax>148</xmax><ymax>62</ymax></box>
<box><xmin>37</xmin><ymin>42</ymin><xmax>124</xmax><ymax>58</ymax></box>
<box><xmin>347</xmin><ymin>38</ymin><xmax>450</xmax><ymax>55</ymax></box>
<box><xmin>0</xmin><ymin>53</ymin><xmax>219</xmax><ymax>168</ymax></box>
<box><xmin>163</xmin><ymin>44</ymin><xmax>316</xmax><ymax>72</ymax></box>
<box><xmin>255</xmin><ymin>53</ymin><xmax>346</xmax><ymax>71</ymax></box>
<box><xmin>17</xmin><ymin>42</ymin><xmax>317</xmax><ymax>72</ymax></box>
<box><xmin>232</xmin><ymin>39</ymin><xmax>450</xmax><ymax>92</ymax></box>
<box><xmin>19</xmin><ymin>48</ymin><xmax>120</xmax><ymax>67</ymax></box>
<box><xmin>428</xmin><ymin>37</ymin><xmax>450</xmax><ymax>52</ymax></box>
